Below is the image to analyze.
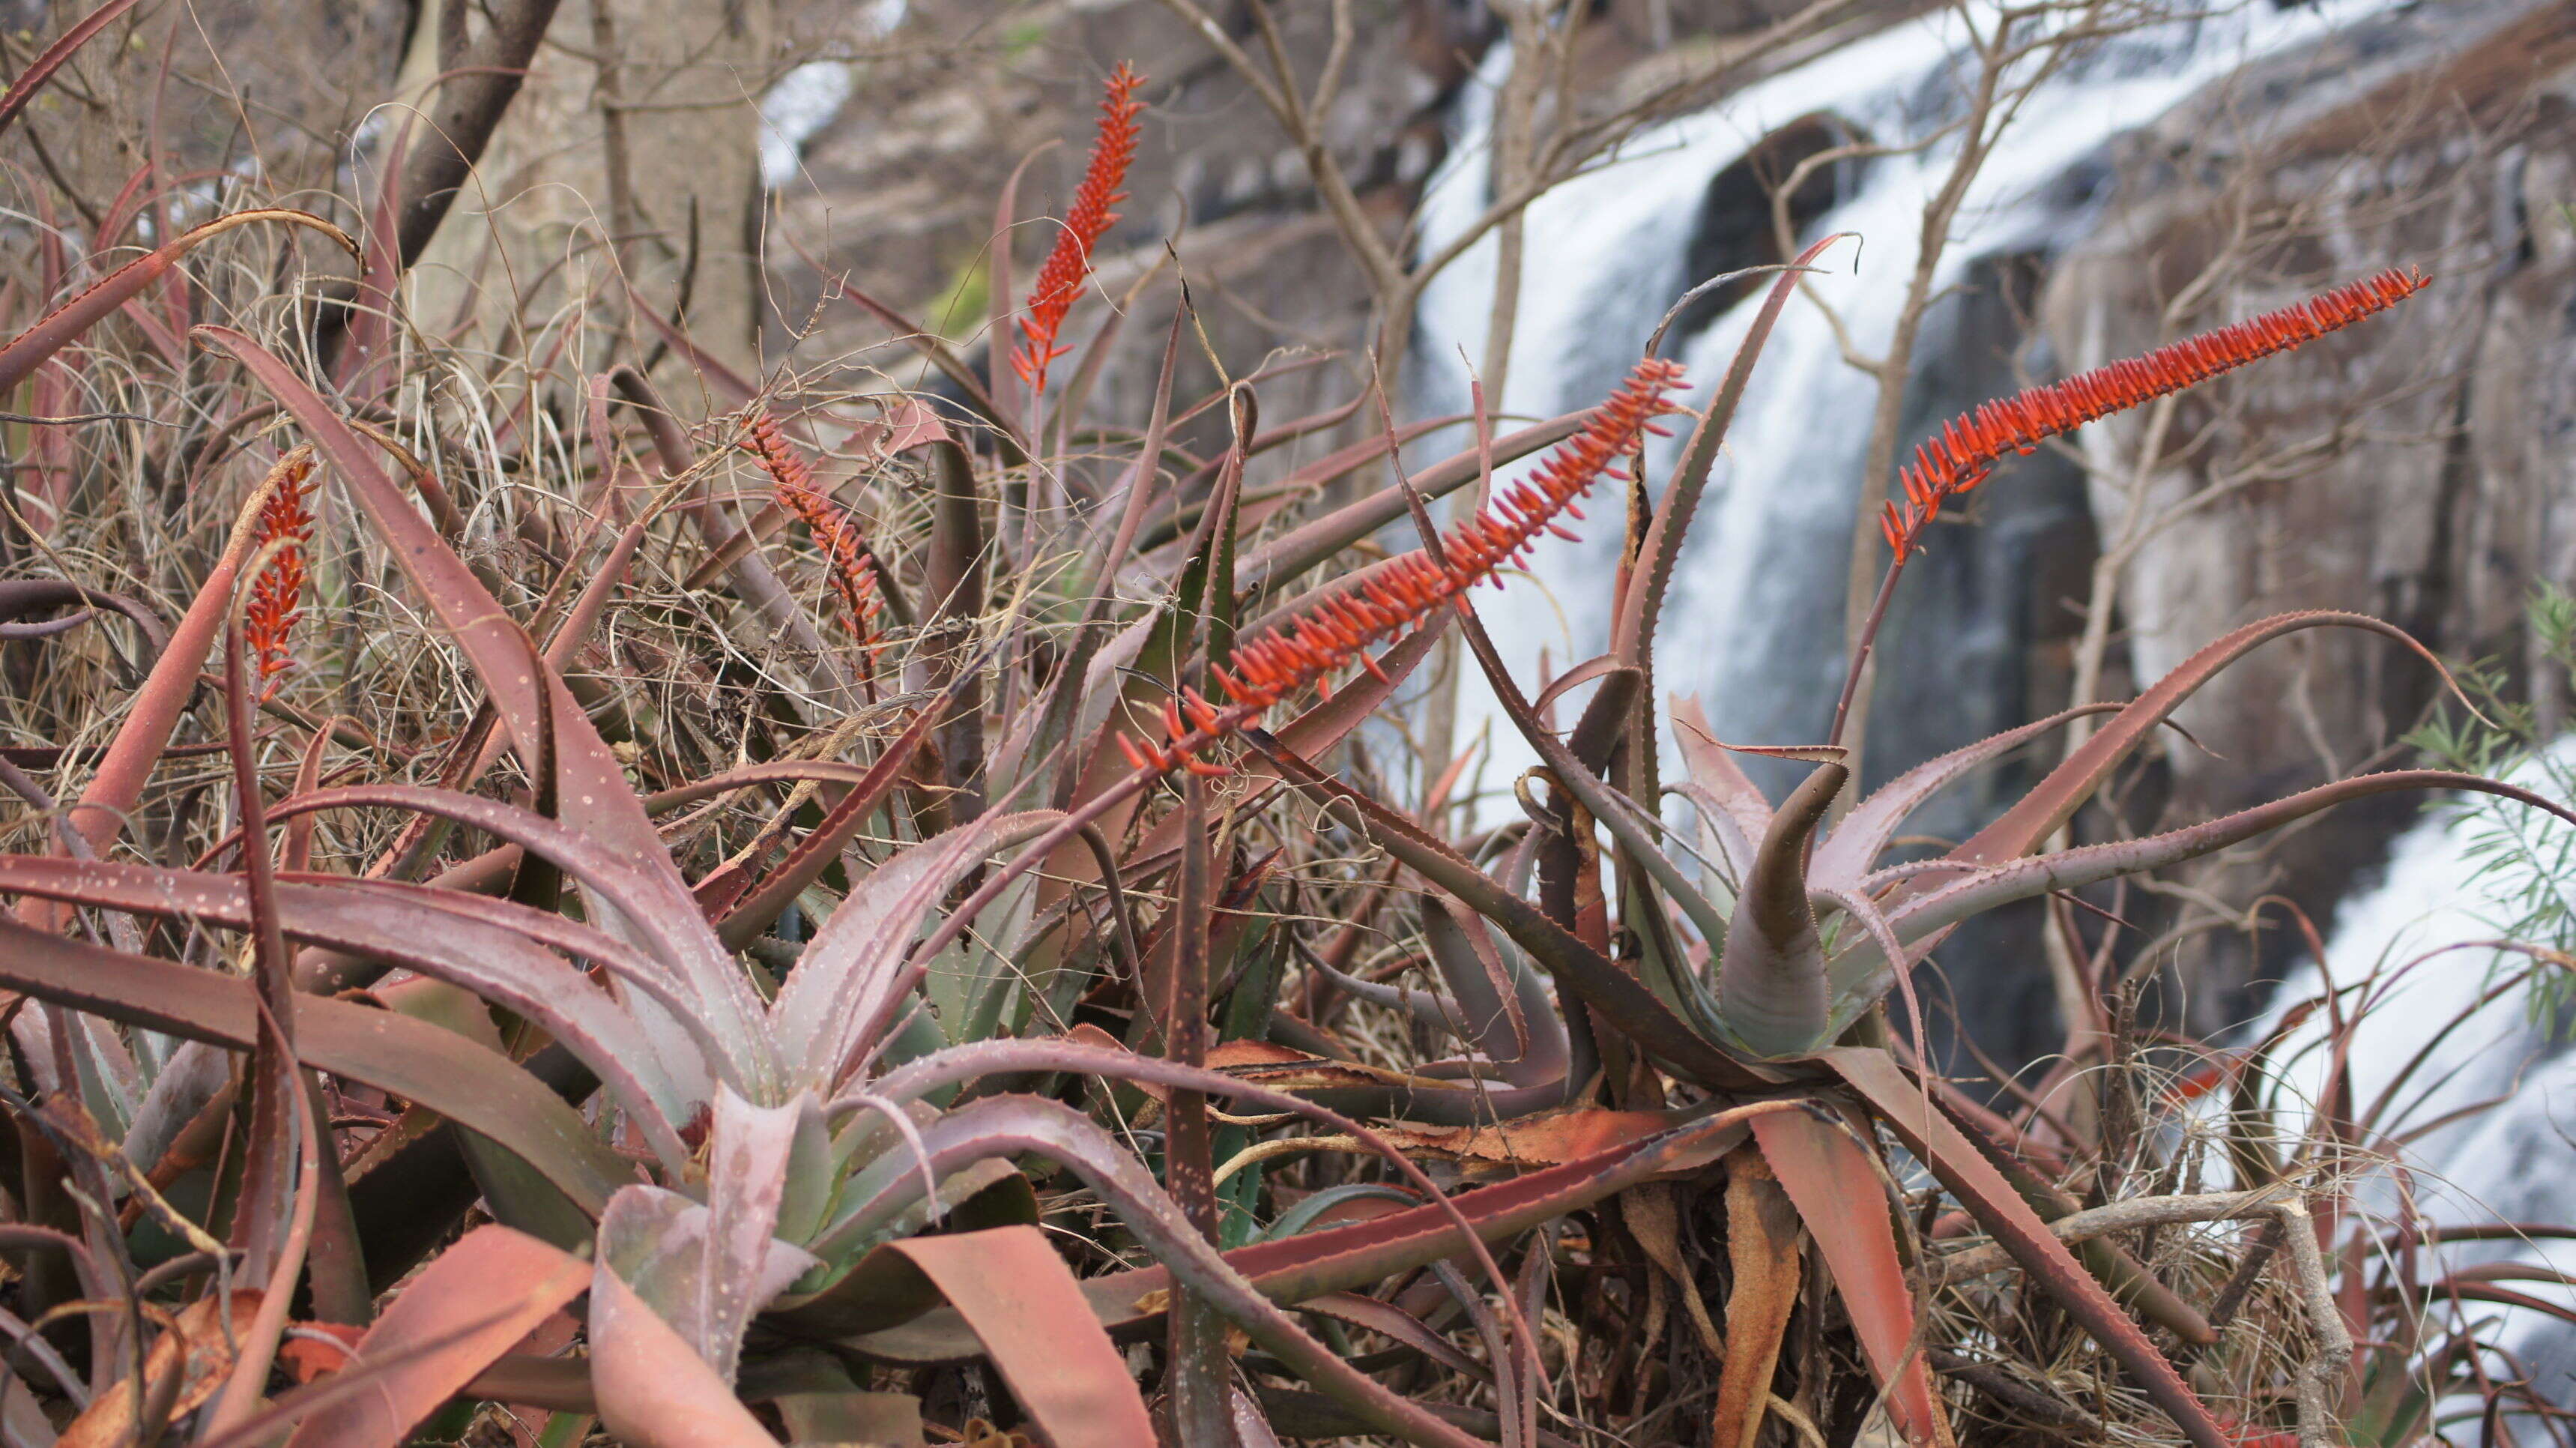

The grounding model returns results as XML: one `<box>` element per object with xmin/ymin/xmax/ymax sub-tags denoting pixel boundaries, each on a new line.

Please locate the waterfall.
<box><xmin>2251</xmin><ymin>746</ymin><xmax>2576</xmax><ymax>1411</ymax></box>
<box><xmin>1410</xmin><ymin>0</ymin><xmax>2396</xmax><ymax>803</ymax></box>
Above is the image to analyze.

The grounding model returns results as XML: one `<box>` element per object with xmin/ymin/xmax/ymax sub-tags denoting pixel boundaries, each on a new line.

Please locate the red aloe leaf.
<box><xmin>771</xmin><ymin>811</ymin><xmax>1063</xmax><ymax>1087</ymax></box>
<box><xmin>32</xmin><ymin>474</ymin><xmax>280</xmax><ymax>879</ymax></box>
<box><xmin>596</xmin><ymin>1094</ymin><xmax>820</xmax><ymax>1384</ymax></box>
<box><xmin>1750</xmin><ymin>1108</ymin><xmax>1947</xmax><ymax>1447</ymax></box>
<box><xmin>1</xmin><ymin>211</ymin><xmax>354</xmax><ymax>396</ymax></box>
<box><xmin>279</xmin><ymin>1226</ymin><xmax>588</xmax><ymax>1448</ymax></box>
<box><xmin>0</xmin><ymin>914</ymin><xmax>626</xmax><ymax>1212</ymax></box>
<box><xmin>711</xmin><ymin>674</ymin><xmax>970</xmax><ymax>950</ymax></box>
<box><xmin>0</xmin><ymin>0</ymin><xmax>144</xmax><ymax>142</ymax></box>
<box><xmin>883</xmin><ymin>1227</ymin><xmax>1158</xmax><ymax>1448</ymax></box>
<box><xmin>1933</xmin><ymin>610</ymin><xmax>2467</xmax><ymax>881</ymax></box>
<box><xmin>58</xmin><ymin>1291</ymin><xmax>261</xmax><ymax>1447</ymax></box>
<box><xmin>1670</xmin><ymin>693</ymin><xmax>1775</xmax><ymax>888</ymax></box>
<box><xmin>1824</xmin><ymin>1046</ymin><xmax>2231</xmax><ymax>1448</ymax></box>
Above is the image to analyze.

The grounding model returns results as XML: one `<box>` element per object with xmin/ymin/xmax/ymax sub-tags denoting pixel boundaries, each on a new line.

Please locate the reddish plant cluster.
<box><xmin>245</xmin><ymin>445</ymin><xmax>315</xmax><ymax>699</ymax></box>
<box><xmin>1878</xmin><ymin>265</ymin><xmax>2429</xmax><ymax>561</ymax></box>
<box><xmin>1011</xmin><ymin>64</ymin><xmax>1145</xmax><ymax>397</ymax></box>
<box><xmin>1116</xmin><ymin>356</ymin><xmax>1691</xmax><ymax>776</ymax></box>
<box><xmin>742</xmin><ymin>411</ymin><xmax>882</xmax><ymax>646</ymax></box>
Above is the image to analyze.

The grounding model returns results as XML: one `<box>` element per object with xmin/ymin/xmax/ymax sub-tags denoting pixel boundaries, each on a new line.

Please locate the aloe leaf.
<box><xmin>1669</xmin><ymin>694</ymin><xmax>1774</xmax><ymax>896</ymax></box>
<box><xmin>0</xmin><ymin>855</ymin><xmax>702</xmax><ymax>1165</ymax></box>
<box><xmin>0</xmin><ymin>914</ymin><xmax>626</xmax><ymax>1213</ymax></box>
<box><xmin>818</xmin><ymin>1095</ymin><xmax>1490</xmax><ymax>1448</ymax></box>
<box><xmin>587</xmin><ymin>1269</ymin><xmax>780</xmax><ymax>1448</ymax></box>
<box><xmin>1422</xmin><ymin>896</ymin><xmax>1564</xmax><ymax>1089</ymax></box>
<box><xmin>883</xmin><ymin>1226</ymin><xmax>1158</xmax><ymax>1448</ymax></box>
<box><xmin>1252</xmin><ymin>733</ymin><xmax>1774</xmax><ymax>1090</ymax></box>
<box><xmin>1612</xmin><ymin>234</ymin><xmax>1851</xmax><ymax>667</ymax></box>
<box><xmin>1717</xmin><ymin>761</ymin><xmax>1846</xmax><ymax>1057</ymax></box>
<box><xmin>1881</xmin><ymin>770</ymin><xmax>2576</xmax><ymax>956</ymax></box>
<box><xmin>1707</xmin><ymin>1149</ymin><xmax>1802</xmax><ymax>1448</ymax></box>
<box><xmin>276</xmin><ymin>1225</ymin><xmax>587</xmax><ymax>1447</ymax></box>
<box><xmin>1750</xmin><ymin>1108</ymin><xmax>1945</xmax><ymax>1446</ymax></box>
<box><xmin>1809</xmin><ymin>702</ymin><xmax>2126</xmax><ymax>890</ymax></box>
<box><xmin>0</xmin><ymin>0</ymin><xmax>142</xmax><ymax>142</ymax></box>
<box><xmin>1939</xmin><ymin>611</ymin><xmax>2478</xmax><ymax>878</ymax></box>
<box><xmin>1824</xmin><ymin>1046</ymin><xmax>2231</xmax><ymax>1448</ymax></box>
<box><xmin>773</xmin><ymin>812</ymin><xmax>1062</xmax><ymax>1087</ymax></box>
<box><xmin>599</xmin><ymin>1090</ymin><xmax>821</xmax><ymax>1385</ymax></box>
<box><xmin>713</xmin><ymin>679</ymin><xmax>967</xmax><ymax>951</ymax></box>
<box><xmin>41</xmin><ymin>483</ymin><xmax>270</xmax><ymax>872</ymax></box>
<box><xmin>2</xmin><ymin>212</ymin><xmax>353</xmax><ymax>397</ymax></box>
<box><xmin>198</xmin><ymin>328</ymin><xmax>776</xmax><ymax>1085</ymax></box>
<box><xmin>835</xmin><ymin>1099</ymin><xmax>1758</xmax><ymax>1363</ymax></box>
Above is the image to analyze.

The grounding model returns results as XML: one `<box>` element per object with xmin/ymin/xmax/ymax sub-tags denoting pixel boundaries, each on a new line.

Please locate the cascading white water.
<box><xmin>2252</xmin><ymin>748</ymin><xmax>2576</xmax><ymax>1410</ymax></box>
<box><xmin>1410</xmin><ymin>0</ymin><xmax>2396</xmax><ymax>799</ymax></box>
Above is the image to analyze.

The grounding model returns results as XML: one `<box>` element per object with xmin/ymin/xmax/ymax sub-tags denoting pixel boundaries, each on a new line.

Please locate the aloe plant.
<box><xmin>0</xmin><ymin>16</ymin><xmax>2557</xmax><ymax>1446</ymax></box>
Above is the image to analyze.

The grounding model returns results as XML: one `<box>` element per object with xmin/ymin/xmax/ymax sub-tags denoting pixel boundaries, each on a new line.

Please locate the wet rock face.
<box><xmin>2037</xmin><ymin>0</ymin><xmax>2576</xmax><ymax>1033</ymax></box>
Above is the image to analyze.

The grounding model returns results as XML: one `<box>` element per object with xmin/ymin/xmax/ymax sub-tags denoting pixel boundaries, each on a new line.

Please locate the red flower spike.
<box><xmin>1012</xmin><ymin>64</ymin><xmax>1146</xmax><ymax>397</ymax></box>
<box><xmin>246</xmin><ymin>446</ymin><xmax>318</xmax><ymax>700</ymax></box>
<box><xmin>1879</xmin><ymin>267</ymin><xmax>2428</xmax><ymax>561</ymax></box>
<box><xmin>743</xmin><ymin>411</ymin><xmax>883</xmax><ymax>650</ymax></box>
<box><xmin>1106</xmin><ymin>356</ymin><xmax>1689</xmax><ymax>787</ymax></box>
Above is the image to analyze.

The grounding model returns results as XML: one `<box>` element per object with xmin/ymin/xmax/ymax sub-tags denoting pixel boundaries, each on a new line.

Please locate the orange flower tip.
<box><xmin>1183</xmin><ymin>757</ymin><xmax>1230</xmax><ymax>779</ymax></box>
<box><xmin>1159</xmin><ymin>697</ymin><xmax>1188</xmax><ymax>738</ymax></box>
<box><xmin>1313</xmin><ymin>676</ymin><xmax>1333</xmax><ymax>702</ymax></box>
<box><xmin>1361</xmin><ymin>653</ymin><xmax>1391</xmax><ymax>684</ymax></box>
<box><xmin>1116</xmin><ymin>733</ymin><xmax>1149</xmax><ymax>770</ymax></box>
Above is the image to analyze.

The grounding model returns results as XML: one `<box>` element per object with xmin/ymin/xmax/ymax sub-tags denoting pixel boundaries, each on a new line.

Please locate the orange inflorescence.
<box><xmin>246</xmin><ymin>445</ymin><xmax>316</xmax><ymax>700</ymax></box>
<box><xmin>743</xmin><ymin>411</ymin><xmax>882</xmax><ymax>645</ymax></box>
<box><xmin>1011</xmin><ymin>64</ymin><xmax>1145</xmax><ymax>397</ymax></box>
<box><xmin>1878</xmin><ymin>266</ymin><xmax>2430</xmax><ymax>561</ymax></box>
<box><xmin>1119</xmin><ymin>356</ymin><xmax>1692</xmax><ymax>776</ymax></box>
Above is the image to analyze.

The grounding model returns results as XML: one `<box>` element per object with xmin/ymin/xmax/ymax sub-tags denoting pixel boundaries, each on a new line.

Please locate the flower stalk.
<box><xmin>1120</xmin><ymin>357</ymin><xmax>1690</xmax><ymax>776</ymax></box>
<box><xmin>743</xmin><ymin>411</ymin><xmax>883</xmax><ymax>653</ymax></box>
<box><xmin>244</xmin><ymin>444</ymin><xmax>316</xmax><ymax>700</ymax></box>
<box><xmin>1012</xmin><ymin>64</ymin><xmax>1145</xmax><ymax>398</ymax></box>
<box><xmin>1830</xmin><ymin>266</ymin><xmax>2429</xmax><ymax>746</ymax></box>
